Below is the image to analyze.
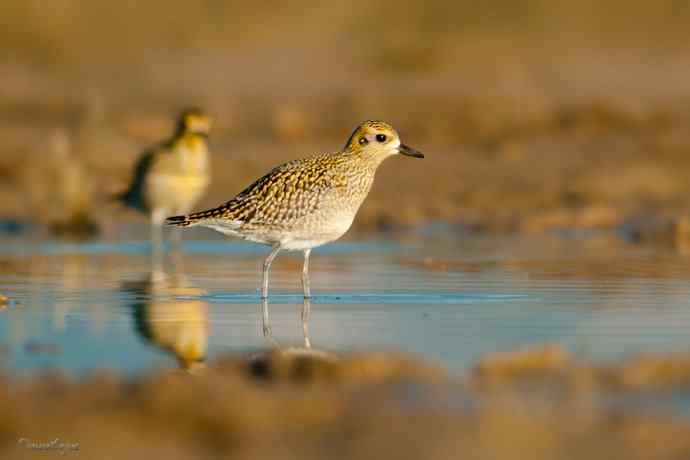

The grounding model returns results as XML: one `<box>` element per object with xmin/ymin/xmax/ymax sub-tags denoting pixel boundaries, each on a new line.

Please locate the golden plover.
<box><xmin>118</xmin><ymin>108</ymin><xmax>211</xmax><ymax>248</ymax></box>
<box><xmin>166</xmin><ymin>120</ymin><xmax>423</xmax><ymax>298</ymax></box>
<box><xmin>125</xmin><ymin>272</ymin><xmax>208</xmax><ymax>373</ymax></box>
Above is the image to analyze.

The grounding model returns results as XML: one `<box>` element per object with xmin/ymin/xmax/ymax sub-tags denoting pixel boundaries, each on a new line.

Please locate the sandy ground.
<box><xmin>2</xmin><ymin>346</ymin><xmax>690</xmax><ymax>459</ymax></box>
<box><xmin>2</xmin><ymin>1</ymin><xmax>690</xmax><ymax>239</ymax></box>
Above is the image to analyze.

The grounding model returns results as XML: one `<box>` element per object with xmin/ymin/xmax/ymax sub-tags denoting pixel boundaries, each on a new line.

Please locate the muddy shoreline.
<box><xmin>2</xmin><ymin>347</ymin><xmax>690</xmax><ymax>459</ymax></box>
<box><xmin>3</xmin><ymin>102</ymin><xmax>690</xmax><ymax>244</ymax></box>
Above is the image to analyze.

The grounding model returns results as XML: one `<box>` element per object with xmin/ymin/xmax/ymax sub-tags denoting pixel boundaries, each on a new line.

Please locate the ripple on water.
<box><xmin>205</xmin><ymin>292</ymin><xmax>536</xmax><ymax>304</ymax></box>
<box><xmin>1</xmin><ymin>232</ymin><xmax>690</xmax><ymax>390</ymax></box>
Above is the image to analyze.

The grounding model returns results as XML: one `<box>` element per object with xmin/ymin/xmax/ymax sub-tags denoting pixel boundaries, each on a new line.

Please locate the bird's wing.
<box><xmin>117</xmin><ymin>140</ymin><xmax>172</xmax><ymax>210</ymax></box>
<box><xmin>181</xmin><ymin>154</ymin><xmax>344</xmax><ymax>228</ymax></box>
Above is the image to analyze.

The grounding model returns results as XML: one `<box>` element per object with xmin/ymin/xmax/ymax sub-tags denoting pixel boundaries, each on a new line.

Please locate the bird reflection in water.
<box><xmin>260</xmin><ymin>296</ymin><xmax>336</xmax><ymax>361</ymax></box>
<box><xmin>260</xmin><ymin>296</ymin><xmax>311</xmax><ymax>349</ymax></box>
<box><xmin>122</xmin><ymin>262</ymin><xmax>208</xmax><ymax>373</ymax></box>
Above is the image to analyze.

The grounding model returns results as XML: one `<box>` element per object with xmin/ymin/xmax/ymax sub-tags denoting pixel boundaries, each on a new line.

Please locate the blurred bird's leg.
<box><xmin>150</xmin><ymin>208</ymin><xmax>166</xmax><ymax>253</ymax></box>
<box><xmin>170</xmin><ymin>224</ymin><xmax>183</xmax><ymax>253</ymax></box>
<box><xmin>150</xmin><ymin>208</ymin><xmax>166</xmax><ymax>277</ymax></box>
<box><xmin>151</xmin><ymin>251</ymin><xmax>166</xmax><ymax>283</ymax></box>
<box><xmin>261</xmin><ymin>244</ymin><xmax>281</xmax><ymax>299</ymax></box>
<box><xmin>301</xmin><ymin>296</ymin><xmax>312</xmax><ymax>349</ymax></box>
<box><xmin>301</xmin><ymin>249</ymin><xmax>311</xmax><ymax>299</ymax></box>
<box><xmin>169</xmin><ymin>229</ymin><xmax>184</xmax><ymax>275</ymax></box>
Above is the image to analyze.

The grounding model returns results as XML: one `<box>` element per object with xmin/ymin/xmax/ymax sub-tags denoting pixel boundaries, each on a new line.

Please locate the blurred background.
<box><xmin>3</xmin><ymin>0</ymin><xmax>690</xmax><ymax>236</ymax></box>
<box><xmin>6</xmin><ymin>4</ymin><xmax>690</xmax><ymax>459</ymax></box>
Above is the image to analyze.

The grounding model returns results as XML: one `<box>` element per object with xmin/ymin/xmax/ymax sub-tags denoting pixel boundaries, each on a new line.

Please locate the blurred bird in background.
<box><xmin>118</xmin><ymin>108</ymin><xmax>211</xmax><ymax>251</ymax></box>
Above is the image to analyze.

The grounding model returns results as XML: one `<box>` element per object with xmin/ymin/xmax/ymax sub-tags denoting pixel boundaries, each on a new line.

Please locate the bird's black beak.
<box><xmin>398</xmin><ymin>144</ymin><xmax>424</xmax><ymax>158</ymax></box>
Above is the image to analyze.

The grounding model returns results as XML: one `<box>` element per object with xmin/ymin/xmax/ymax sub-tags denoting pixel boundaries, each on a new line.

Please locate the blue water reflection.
<box><xmin>1</xmin><ymin>228</ymin><xmax>690</xmax><ymax>380</ymax></box>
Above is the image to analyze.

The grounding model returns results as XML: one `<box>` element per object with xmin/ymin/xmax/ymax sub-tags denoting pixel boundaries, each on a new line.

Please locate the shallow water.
<box><xmin>2</xmin><ymin>224</ymin><xmax>690</xmax><ymax>379</ymax></box>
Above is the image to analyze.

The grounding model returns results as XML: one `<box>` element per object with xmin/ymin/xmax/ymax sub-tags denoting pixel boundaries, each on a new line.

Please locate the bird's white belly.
<box><xmin>280</xmin><ymin>212</ymin><xmax>356</xmax><ymax>251</ymax></box>
<box><xmin>199</xmin><ymin>208</ymin><xmax>358</xmax><ymax>251</ymax></box>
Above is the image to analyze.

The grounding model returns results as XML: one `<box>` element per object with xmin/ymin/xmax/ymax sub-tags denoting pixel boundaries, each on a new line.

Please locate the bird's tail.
<box><xmin>165</xmin><ymin>207</ymin><xmax>223</xmax><ymax>227</ymax></box>
<box><xmin>166</xmin><ymin>202</ymin><xmax>243</xmax><ymax>230</ymax></box>
<box><xmin>165</xmin><ymin>214</ymin><xmax>197</xmax><ymax>227</ymax></box>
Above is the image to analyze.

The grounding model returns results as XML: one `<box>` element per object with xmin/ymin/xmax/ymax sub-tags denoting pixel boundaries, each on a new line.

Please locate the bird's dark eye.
<box><xmin>376</xmin><ymin>134</ymin><xmax>387</xmax><ymax>143</ymax></box>
<box><xmin>359</xmin><ymin>137</ymin><xmax>368</xmax><ymax>145</ymax></box>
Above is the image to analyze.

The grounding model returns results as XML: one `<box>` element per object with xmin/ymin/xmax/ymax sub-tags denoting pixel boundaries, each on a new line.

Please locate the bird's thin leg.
<box><xmin>301</xmin><ymin>296</ymin><xmax>312</xmax><ymax>349</ymax></box>
<box><xmin>261</xmin><ymin>244</ymin><xmax>281</xmax><ymax>299</ymax></box>
<box><xmin>301</xmin><ymin>248</ymin><xmax>312</xmax><ymax>299</ymax></box>
<box><xmin>260</xmin><ymin>297</ymin><xmax>277</xmax><ymax>346</ymax></box>
<box><xmin>150</xmin><ymin>208</ymin><xmax>166</xmax><ymax>267</ymax></box>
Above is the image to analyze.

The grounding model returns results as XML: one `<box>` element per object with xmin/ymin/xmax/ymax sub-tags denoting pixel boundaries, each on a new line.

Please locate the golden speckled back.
<box><xmin>187</xmin><ymin>151</ymin><xmax>373</xmax><ymax>233</ymax></box>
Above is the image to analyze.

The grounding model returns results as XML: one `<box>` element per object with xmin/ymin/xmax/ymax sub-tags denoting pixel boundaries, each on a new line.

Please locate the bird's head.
<box><xmin>344</xmin><ymin>120</ymin><xmax>424</xmax><ymax>161</ymax></box>
<box><xmin>176</xmin><ymin>108</ymin><xmax>212</xmax><ymax>137</ymax></box>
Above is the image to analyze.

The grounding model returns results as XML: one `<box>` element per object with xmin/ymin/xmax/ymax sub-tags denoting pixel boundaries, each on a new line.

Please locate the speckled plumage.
<box><xmin>166</xmin><ymin>120</ymin><xmax>423</xmax><ymax>298</ymax></box>
<box><xmin>174</xmin><ymin>152</ymin><xmax>373</xmax><ymax>247</ymax></box>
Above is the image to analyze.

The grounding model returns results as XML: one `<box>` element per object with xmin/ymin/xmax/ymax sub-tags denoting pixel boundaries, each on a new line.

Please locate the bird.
<box><xmin>123</xmin><ymin>267</ymin><xmax>208</xmax><ymax>373</ymax></box>
<box><xmin>118</xmin><ymin>108</ymin><xmax>211</xmax><ymax>249</ymax></box>
<box><xmin>166</xmin><ymin>120</ymin><xmax>424</xmax><ymax>299</ymax></box>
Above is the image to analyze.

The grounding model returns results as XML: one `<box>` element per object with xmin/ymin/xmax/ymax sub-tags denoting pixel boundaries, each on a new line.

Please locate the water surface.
<box><xmin>2</xmin><ymin>225</ymin><xmax>690</xmax><ymax>378</ymax></box>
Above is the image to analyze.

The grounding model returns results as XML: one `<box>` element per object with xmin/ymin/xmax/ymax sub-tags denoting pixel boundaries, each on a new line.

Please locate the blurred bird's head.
<box><xmin>344</xmin><ymin>120</ymin><xmax>424</xmax><ymax>161</ymax></box>
<box><xmin>176</xmin><ymin>108</ymin><xmax>212</xmax><ymax>137</ymax></box>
